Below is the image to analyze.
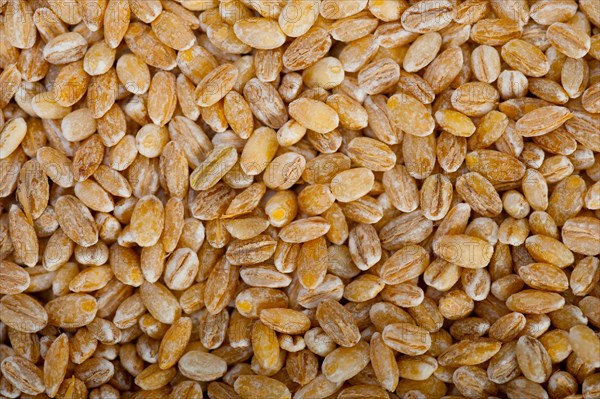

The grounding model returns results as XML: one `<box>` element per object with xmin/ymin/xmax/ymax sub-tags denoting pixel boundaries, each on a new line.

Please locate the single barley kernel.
<box><xmin>433</xmin><ymin>235</ymin><xmax>494</xmax><ymax>269</ymax></box>
<box><xmin>435</xmin><ymin>109</ymin><xmax>476</xmax><ymax>137</ymax></box>
<box><xmin>382</xmin><ymin>323</ymin><xmax>432</xmax><ymax>356</ymax></box>
<box><xmin>330</xmin><ymin>168</ymin><xmax>375</xmax><ymax>203</ymax></box>
<box><xmin>0</xmin><ymin>117</ymin><xmax>27</xmax><ymax>160</ymax></box>
<box><xmin>387</xmin><ymin>93</ymin><xmax>435</xmax><ymax>137</ymax></box>
<box><xmin>240</xmin><ymin>127</ymin><xmax>280</xmax><ymax>177</ymax></box>
<box><xmin>322</xmin><ymin>340</ymin><xmax>370</xmax><ymax>383</ymax></box>
<box><xmin>288</xmin><ymin>98</ymin><xmax>340</xmax><ymax>134</ymax></box>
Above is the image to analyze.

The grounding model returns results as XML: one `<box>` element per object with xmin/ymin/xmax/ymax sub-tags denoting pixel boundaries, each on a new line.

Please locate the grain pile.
<box><xmin>0</xmin><ymin>0</ymin><xmax>599</xmax><ymax>398</ymax></box>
